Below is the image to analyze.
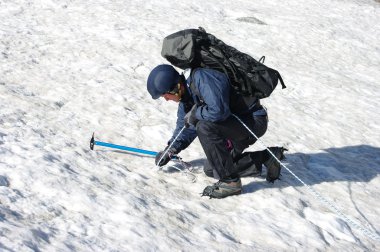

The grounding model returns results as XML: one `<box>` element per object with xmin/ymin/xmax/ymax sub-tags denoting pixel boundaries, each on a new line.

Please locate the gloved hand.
<box><xmin>155</xmin><ymin>147</ymin><xmax>177</xmax><ymax>166</ymax></box>
<box><xmin>184</xmin><ymin>104</ymin><xmax>199</xmax><ymax>128</ymax></box>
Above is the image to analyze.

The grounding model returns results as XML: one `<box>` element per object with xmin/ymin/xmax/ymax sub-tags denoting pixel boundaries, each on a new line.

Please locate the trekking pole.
<box><xmin>232</xmin><ymin>113</ymin><xmax>380</xmax><ymax>242</ymax></box>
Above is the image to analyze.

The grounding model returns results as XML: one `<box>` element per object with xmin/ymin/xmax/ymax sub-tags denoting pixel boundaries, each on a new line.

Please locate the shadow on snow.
<box><xmin>189</xmin><ymin>144</ymin><xmax>380</xmax><ymax>192</ymax></box>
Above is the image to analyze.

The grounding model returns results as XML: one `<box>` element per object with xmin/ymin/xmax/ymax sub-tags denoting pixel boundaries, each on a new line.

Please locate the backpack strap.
<box><xmin>189</xmin><ymin>68</ymin><xmax>205</xmax><ymax>105</ymax></box>
<box><xmin>259</xmin><ymin>56</ymin><xmax>265</xmax><ymax>63</ymax></box>
<box><xmin>275</xmin><ymin>71</ymin><xmax>286</xmax><ymax>89</ymax></box>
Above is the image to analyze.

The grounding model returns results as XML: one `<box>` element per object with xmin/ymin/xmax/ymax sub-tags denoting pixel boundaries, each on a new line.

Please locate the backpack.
<box><xmin>161</xmin><ymin>27</ymin><xmax>286</xmax><ymax>100</ymax></box>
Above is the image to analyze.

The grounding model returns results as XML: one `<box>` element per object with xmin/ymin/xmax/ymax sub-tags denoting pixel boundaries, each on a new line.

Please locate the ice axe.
<box><xmin>90</xmin><ymin>133</ymin><xmax>159</xmax><ymax>156</ymax></box>
<box><xmin>90</xmin><ymin>130</ymin><xmax>195</xmax><ymax>182</ymax></box>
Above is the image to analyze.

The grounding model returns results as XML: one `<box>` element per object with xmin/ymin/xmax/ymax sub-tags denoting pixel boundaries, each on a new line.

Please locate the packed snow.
<box><xmin>1</xmin><ymin>0</ymin><xmax>380</xmax><ymax>251</ymax></box>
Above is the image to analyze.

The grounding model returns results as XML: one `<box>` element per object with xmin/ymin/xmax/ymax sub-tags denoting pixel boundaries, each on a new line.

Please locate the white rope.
<box><xmin>232</xmin><ymin>114</ymin><xmax>380</xmax><ymax>242</ymax></box>
<box><xmin>156</xmin><ymin>126</ymin><xmax>197</xmax><ymax>183</ymax></box>
<box><xmin>155</xmin><ymin>126</ymin><xmax>186</xmax><ymax>169</ymax></box>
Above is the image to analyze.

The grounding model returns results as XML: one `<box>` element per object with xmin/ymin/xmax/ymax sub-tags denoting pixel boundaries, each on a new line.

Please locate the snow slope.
<box><xmin>1</xmin><ymin>0</ymin><xmax>380</xmax><ymax>251</ymax></box>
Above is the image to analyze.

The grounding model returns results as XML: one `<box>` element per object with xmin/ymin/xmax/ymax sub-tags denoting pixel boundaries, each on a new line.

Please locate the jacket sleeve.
<box><xmin>168</xmin><ymin>102</ymin><xmax>197</xmax><ymax>153</ymax></box>
<box><xmin>193</xmin><ymin>69</ymin><xmax>231</xmax><ymax>122</ymax></box>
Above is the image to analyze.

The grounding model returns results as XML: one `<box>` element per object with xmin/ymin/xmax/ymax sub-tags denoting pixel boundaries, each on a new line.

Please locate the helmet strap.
<box><xmin>176</xmin><ymin>83</ymin><xmax>183</xmax><ymax>100</ymax></box>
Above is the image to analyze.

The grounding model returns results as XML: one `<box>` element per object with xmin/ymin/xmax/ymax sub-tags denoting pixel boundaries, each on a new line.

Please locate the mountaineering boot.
<box><xmin>201</xmin><ymin>178</ymin><xmax>242</xmax><ymax>199</ymax></box>
<box><xmin>264</xmin><ymin>147</ymin><xmax>287</xmax><ymax>183</ymax></box>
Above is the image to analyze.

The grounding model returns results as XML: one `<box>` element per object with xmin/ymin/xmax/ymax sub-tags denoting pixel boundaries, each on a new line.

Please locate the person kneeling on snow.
<box><xmin>146</xmin><ymin>64</ymin><xmax>286</xmax><ymax>199</ymax></box>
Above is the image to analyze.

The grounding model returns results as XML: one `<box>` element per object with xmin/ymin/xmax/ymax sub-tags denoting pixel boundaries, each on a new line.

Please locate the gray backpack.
<box><xmin>161</xmin><ymin>27</ymin><xmax>286</xmax><ymax>99</ymax></box>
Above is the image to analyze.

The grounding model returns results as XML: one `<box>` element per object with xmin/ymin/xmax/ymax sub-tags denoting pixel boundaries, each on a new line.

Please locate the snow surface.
<box><xmin>1</xmin><ymin>0</ymin><xmax>380</xmax><ymax>251</ymax></box>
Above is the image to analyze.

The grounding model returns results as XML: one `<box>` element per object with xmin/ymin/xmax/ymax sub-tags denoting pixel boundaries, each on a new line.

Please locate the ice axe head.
<box><xmin>90</xmin><ymin>132</ymin><xmax>95</xmax><ymax>150</ymax></box>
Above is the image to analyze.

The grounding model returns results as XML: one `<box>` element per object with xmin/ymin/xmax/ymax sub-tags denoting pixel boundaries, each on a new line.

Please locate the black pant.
<box><xmin>196</xmin><ymin>113</ymin><xmax>268</xmax><ymax>180</ymax></box>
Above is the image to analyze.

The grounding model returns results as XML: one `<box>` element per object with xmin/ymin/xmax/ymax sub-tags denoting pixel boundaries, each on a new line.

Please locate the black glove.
<box><xmin>155</xmin><ymin>147</ymin><xmax>176</xmax><ymax>166</ymax></box>
<box><xmin>184</xmin><ymin>104</ymin><xmax>199</xmax><ymax>128</ymax></box>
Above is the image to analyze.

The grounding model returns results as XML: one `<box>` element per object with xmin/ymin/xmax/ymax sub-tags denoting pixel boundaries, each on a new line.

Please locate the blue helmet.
<box><xmin>147</xmin><ymin>64</ymin><xmax>180</xmax><ymax>99</ymax></box>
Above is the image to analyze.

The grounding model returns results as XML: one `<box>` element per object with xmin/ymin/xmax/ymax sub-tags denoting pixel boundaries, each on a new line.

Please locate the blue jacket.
<box><xmin>168</xmin><ymin>68</ymin><xmax>231</xmax><ymax>152</ymax></box>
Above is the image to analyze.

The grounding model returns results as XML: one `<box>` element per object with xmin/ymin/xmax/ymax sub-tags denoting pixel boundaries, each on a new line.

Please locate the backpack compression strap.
<box><xmin>251</xmin><ymin>66</ymin><xmax>286</xmax><ymax>90</ymax></box>
<box><xmin>276</xmin><ymin>71</ymin><xmax>286</xmax><ymax>89</ymax></box>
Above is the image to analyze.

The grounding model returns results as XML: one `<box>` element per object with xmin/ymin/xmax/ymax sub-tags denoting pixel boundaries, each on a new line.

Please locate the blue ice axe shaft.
<box><xmin>90</xmin><ymin>133</ymin><xmax>158</xmax><ymax>156</ymax></box>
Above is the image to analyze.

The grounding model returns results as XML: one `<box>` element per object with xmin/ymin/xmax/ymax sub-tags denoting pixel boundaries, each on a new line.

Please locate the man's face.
<box><xmin>162</xmin><ymin>93</ymin><xmax>180</xmax><ymax>103</ymax></box>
